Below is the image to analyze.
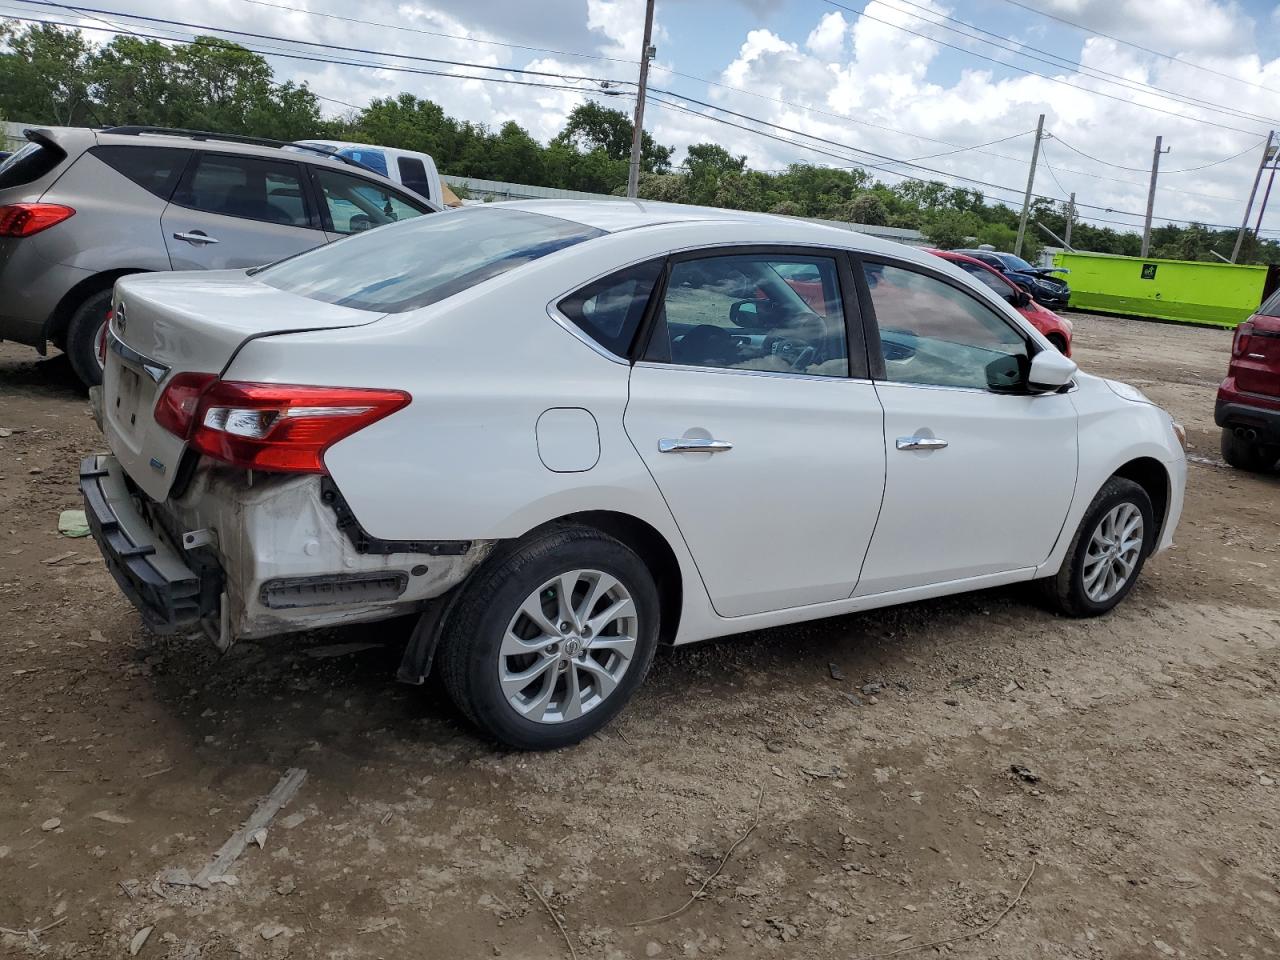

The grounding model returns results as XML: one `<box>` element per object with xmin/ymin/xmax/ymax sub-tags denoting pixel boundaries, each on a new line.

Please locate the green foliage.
<box><xmin>2</xmin><ymin>19</ymin><xmax>1278</xmax><ymax>264</ymax></box>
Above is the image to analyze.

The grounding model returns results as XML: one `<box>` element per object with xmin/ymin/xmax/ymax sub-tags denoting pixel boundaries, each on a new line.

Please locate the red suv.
<box><xmin>928</xmin><ymin>249</ymin><xmax>1072</xmax><ymax>354</ymax></box>
<box><xmin>1215</xmin><ymin>291</ymin><xmax>1280</xmax><ymax>471</ymax></box>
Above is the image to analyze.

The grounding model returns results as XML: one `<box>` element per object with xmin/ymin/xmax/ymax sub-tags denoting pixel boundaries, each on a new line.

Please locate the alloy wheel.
<box><xmin>498</xmin><ymin>569</ymin><xmax>638</xmax><ymax>724</ymax></box>
<box><xmin>1082</xmin><ymin>502</ymin><xmax>1144</xmax><ymax>603</ymax></box>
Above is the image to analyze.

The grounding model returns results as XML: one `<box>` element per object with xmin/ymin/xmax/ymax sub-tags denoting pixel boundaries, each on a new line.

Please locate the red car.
<box><xmin>927</xmin><ymin>249</ymin><xmax>1072</xmax><ymax>355</ymax></box>
<box><xmin>1215</xmin><ymin>291</ymin><xmax>1280</xmax><ymax>471</ymax></box>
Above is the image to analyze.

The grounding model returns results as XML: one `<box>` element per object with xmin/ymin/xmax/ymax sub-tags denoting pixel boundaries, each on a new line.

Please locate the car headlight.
<box><xmin>1171</xmin><ymin>420</ymin><xmax>1187</xmax><ymax>451</ymax></box>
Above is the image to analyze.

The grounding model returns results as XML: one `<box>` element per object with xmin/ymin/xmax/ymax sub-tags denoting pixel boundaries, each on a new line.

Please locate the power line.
<box><xmin>1038</xmin><ymin>143</ymin><xmax>1242</xmax><ymax>203</ymax></box>
<box><xmin>819</xmin><ymin>0</ymin><xmax>1268</xmax><ymax>136</ymax></box>
<box><xmin>863</xmin><ymin>0</ymin><xmax>1280</xmax><ymax>130</ymax></box>
<box><xmin>1049</xmin><ymin>132</ymin><xmax>1265</xmax><ymax>174</ymax></box>
<box><xmin>990</xmin><ymin>0</ymin><xmax>1280</xmax><ymax>99</ymax></box>
<box><xmin>15</xmin><ymin>1</ymin><xmax>629</xmax><ymax>86</ymax></box>
<box><xmin>232</xmin><ymin>0</ymin><xmax>639</xmax><ymax>65</ymax></box>
<box><xmin>0</xmin><ymin>11</ymin><xmax>630</xmax><ymax>97</ymax></box>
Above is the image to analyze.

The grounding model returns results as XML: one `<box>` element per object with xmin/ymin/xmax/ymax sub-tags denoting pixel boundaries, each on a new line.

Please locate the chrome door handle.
<box><xmin>173</xmin><ymin>231</ymin><xmax>219</xmax><ymax>245</ymax></box>
<box><xmin>658</xmin><ymin>437</ymin><xmax>733</xmax><ymax>453</ymax></box>
<box><xmin>896</xmin><ymin>436</ymin><xmax>949</xmax><ymax>451</ymax></box>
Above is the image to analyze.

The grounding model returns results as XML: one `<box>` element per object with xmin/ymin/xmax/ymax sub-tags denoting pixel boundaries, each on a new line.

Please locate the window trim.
<box><xmin>302</xmin><ymin>163</ymin><xmax>432</xmax><ymax>234</ymax></box>
<box><xmin>852</xmin><ymin>252</ymin><xmax>1040</xmax><ymax>393</ymax></box>
<box><xmin>633</xmin><ymin>244</ymin><xmax>871</xmax><ymax>381</ymax></box>
<box><xmin>170</xmin><ymin>150</ymin><xmax>320</xmax><ymax>230</ymax></box>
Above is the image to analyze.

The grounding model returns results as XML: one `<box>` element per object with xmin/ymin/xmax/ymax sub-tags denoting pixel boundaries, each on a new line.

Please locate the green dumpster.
<box><xmin>1052</xmin><ymin>251</ymin><xmax>1268</xmax><ymax>328</ymax></box>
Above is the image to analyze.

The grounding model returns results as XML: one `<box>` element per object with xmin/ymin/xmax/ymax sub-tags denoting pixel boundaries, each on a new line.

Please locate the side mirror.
<box><xmin>729</xmin><ymin>299</ymin><xmax>774</xmax><ymax>328</ymax></box>
<box><xmin>1028</xmin><ymin>348</ymin><xmax>1077</xmax><ymax>393</ymax></box>
<box><xmin>1006</xmin><ymin>289</ymin><xmax>1031</xmax><ymax>308</ymax></box>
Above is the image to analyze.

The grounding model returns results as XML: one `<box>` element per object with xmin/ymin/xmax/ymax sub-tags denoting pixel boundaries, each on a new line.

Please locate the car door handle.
<box><xmin>658</xmin><ymin>437</ymin><xmax>733</xmax><ymax>453</ymax></box>
<box><xmin>173</xmin><ymin>231</ymin><xmax>219</xmax><ymax>245</ymax></box>
<box><xmin>896</xmin><ymin>436</ymin><xmax>949</xmax><ymax>451</ymax></box>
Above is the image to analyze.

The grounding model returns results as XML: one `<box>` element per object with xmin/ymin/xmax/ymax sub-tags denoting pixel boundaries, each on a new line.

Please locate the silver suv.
<box><xmin>0</xmin><ymin>126</ymin><xmax>440</xmax><ymax>385</ymax></box>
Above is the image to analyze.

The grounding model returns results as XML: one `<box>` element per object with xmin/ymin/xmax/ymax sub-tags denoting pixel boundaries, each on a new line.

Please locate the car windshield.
<box><xmin>256</xmin><ymin>207</ymin><xmax>604</xmax><ymax>313</ymax></box>
<box><xmin>998</xmin><ymin>253</ymin><xmax>1035</xmax><ymax>271</ymax></box>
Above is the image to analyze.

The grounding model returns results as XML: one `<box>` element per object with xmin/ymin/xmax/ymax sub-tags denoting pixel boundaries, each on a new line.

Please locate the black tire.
<box><xmin>1220</xmin><ymin>428</ymin><xmax>1278</xmax><ymax>473</ymax></box>
<box><xmin>437</xmin><ymin>524</ymin><xmax>660</xmax><ymax>750</ymax></box>
<box><xmin>1037</xmin><ymin>476</ymin><xmax>1155</xmax><ymax>618</ymax></box>
<box><xmin>65</xmin><ymin>288</ymin><xmax>113</xmax><ymax>388</ymax></box>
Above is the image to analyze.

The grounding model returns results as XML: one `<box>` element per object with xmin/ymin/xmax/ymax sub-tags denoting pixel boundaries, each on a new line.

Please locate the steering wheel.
<box><xmin>765</xmin><ymin>312</ymin><xmax>830</xmax><ymax>371</ymax></box>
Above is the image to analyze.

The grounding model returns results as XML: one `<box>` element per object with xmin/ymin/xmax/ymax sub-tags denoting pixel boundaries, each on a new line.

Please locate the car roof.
<box><xmin>497</xmin><ymin>198</ymin><xmax>933</xmax><ymax>259</ymax></box>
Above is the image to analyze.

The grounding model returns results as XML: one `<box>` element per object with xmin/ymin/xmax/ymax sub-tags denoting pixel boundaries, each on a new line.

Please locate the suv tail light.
<box><xmin>0</xmin><ymin>203</ymin><xmax>75</xmax><ymax>237</ymax></box>
<box><xmin>1233</xmin><ymin>320</ymin><xmax>1255</xmax><ymax>357</ymax></box>
<box><xmin>155</xmin><ymin>377</ymin><xmax>410</xmax><ymax>474</ymax></box>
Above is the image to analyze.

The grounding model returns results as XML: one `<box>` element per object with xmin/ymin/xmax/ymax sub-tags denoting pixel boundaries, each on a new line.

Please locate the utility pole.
<box><xmin>1064</xmin><ymin>192</ymin><xmax>1075</xmax><ymax>249</ymax></box>
<box><xmin>1232</xmin><ymin>130</ymin><xmax>1276</xmax><ymax>262</ymax></box>
<box><xmin>626</xmin><ymin>0</ymin><xmax>656</xmax><ymax>199</ymax></box>
<box><xmin>1014</xmin><ymin>113</ymin><xmax>1045</xmax><ymax>258</ymax></box>
<box><xmin>1252</xmin><ymin>150</ymin><xmax>1279</xmax><ymax>235</ymax></box>
<box><xmin>1140</xmin><ymin>136</ymin><xmax>1170</xmax><ymax>259</ymax></box>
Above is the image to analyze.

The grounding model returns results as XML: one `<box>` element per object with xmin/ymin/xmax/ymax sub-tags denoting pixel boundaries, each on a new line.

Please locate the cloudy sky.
<box><xmin>10</xmin><ymin>0</ymin><xmax>1280</xmax><ymax>234</ymax></box>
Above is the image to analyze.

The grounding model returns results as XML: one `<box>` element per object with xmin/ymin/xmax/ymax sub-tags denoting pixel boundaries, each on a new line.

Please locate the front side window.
<box><xmin>558</xmin><ymin>260</ymin><xmax>663</xmax><ymax>356</ymax></box>
<box><xmin>645</xmin><ymin>253</ymin><xmax>849</xmax><ymax>377</ymax></box>
<box><xmin>313</xmin><ymin>167</ymin><xmax>427</xmax><ymax>235</ymax></box>
<box><xmin>257</xmin><ymin>206</ymin><xmax>605</xmax><ymax>313</ymax></box>
<box><xmin>863</xmin><ymin>262</ymin><xmax>1029</xmax><ymax>391</ymax></box>
<box><xmin>174</xmin><ymin>154</ymin><xmax>310</xmax><ymax>227</ymax></box>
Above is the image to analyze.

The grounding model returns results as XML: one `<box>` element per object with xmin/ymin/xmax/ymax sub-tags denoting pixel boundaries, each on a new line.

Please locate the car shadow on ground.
<box><xmin>130</xmin><ymin>583</ymin><xmax>1043</xmax><ymax>768</ymax></box>
<box><xmin>0</xmin><ymin>349</ymin><xmax>85</xmax><ymax>399</ymax></box>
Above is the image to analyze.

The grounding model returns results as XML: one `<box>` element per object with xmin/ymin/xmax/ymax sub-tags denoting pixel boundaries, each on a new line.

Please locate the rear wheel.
<box><xmin>65</xmin><ymin>288</ymin><xmax>113</xmax><ymax>388</ymax></box>
<box><xmin>437</xmin><ymin>524</ymin><xmax>659</xmax><ymax>750</ymax></box>
<box><xmin>1220</xmin><ymin>428</ymin><xmax>1278</xmax><ymax>472</ymax></box>
<box><xmin>1038</xmin><ymin>477</ymin><xmax>1154</xmax><ymax>618</ymax></box>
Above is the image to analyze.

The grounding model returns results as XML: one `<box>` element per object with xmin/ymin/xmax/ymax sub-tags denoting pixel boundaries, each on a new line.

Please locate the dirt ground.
<box><xmin>2</xmin><ymin>313</ymin><xmax>1279</xmax><ymax>960</ymax></box>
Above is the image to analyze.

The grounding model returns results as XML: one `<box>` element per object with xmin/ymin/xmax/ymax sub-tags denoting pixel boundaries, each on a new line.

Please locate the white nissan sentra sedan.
<box><xmin>82</xmin><ymin>201</ymin><xmax>1187</xmax><ymax>749</ymax></box>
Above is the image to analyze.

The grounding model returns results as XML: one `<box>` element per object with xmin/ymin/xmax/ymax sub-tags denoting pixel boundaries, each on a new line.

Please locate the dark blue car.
<box><xmin>956</xmin><ymin>249</ymin><xmax>1070</xmax><ymax>309</ymax></box>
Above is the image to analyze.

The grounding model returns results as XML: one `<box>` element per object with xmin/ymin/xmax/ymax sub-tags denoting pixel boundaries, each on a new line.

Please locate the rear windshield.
<box><xmin>1259</xmin><ymin>286</ymin><xmax>1280</xmax><ymax>318</ymax></box>
<box><xmin>256</xmin><ymin>207</ymin><xmax>605</xmax><ymax>313</ymax></box>
<box><xmin>0</xmin><ymin>138</ymin><xmax>67</xmax><ymax>190</ymax></box>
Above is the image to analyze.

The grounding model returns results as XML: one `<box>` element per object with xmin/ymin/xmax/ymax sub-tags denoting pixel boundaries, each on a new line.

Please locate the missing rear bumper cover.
<box><xmin>259</xmin><ymin>572</ymin><xmax>410</xmax><ymax>610</ymax></box>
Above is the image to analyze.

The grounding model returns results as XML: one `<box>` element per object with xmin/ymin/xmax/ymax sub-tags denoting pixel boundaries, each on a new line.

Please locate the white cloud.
<box><xmin>805</xmin><ymin>11</ymin><xmax>848</xmax><ymax>60</ymax></box>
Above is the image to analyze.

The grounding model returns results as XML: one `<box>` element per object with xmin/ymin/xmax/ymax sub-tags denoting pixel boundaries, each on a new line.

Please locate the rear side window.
<box><xmin>558</xmin><ymin>260</ymin><xmax>663</xmax><ymax>356</ymax></box>
<box><xmin>91</xmin><ymin>145</ymin><xmax>191</xmax><ymax>200</ymax></box>
<box><xmin>257</xmin><ymin>207</ymin><xmax>604</xmax><ymax>313</ymax></box>
<box><xmin>0</xmin><ymin>139</ymin><xmax>67</xmax><ymax>189</ymax></box>
<box><xmin>396</xmin><ymin>156</ymin><xmax>432</xmax><ymax>199</ymax></box>
<box><xmin>1259</xmin><ymin>286</ymin><xmax>1280</xmax><ymax>318</ymax></box>
<box><xmin>174</xmin><ymin>154</ymin><xmax>311</xmax><ymax>228</ymax></box>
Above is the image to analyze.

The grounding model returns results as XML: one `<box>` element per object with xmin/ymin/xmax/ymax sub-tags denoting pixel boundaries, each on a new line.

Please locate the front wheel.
<box><xmin>65</xmin><ymin>288</ymin><xmax>113</xmax><ymax>388</ymax></box>
<box><xmin>436</xmin><ymin>524</ymin><xmax>660</xmax><ymax>750</ymax></box>
<box><xmin>1038</xmin><ymin>477</ymin><xmax>1154</xmax><ymax>617</ymax></box>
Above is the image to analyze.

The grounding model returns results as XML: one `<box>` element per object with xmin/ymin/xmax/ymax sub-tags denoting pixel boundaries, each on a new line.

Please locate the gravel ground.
<box><xmin>1</xmin><ymin>312</ymin><xmax>1278</xmax><ymax>960</ymax></box>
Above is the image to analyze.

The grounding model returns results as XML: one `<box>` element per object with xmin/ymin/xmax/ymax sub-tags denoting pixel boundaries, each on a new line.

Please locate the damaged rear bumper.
<box><xmin>82</xmin><ymin>453</ymin><xmax>494</xmax><ymax>645</ymax></box>
<box><xmin>79</xmin><ymin>454</ymin><xmax>220</xmax><ymax>633</ymax></box>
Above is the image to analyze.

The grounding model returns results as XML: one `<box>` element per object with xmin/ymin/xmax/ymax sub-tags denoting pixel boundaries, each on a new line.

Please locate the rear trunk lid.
<box><xmin>104</xmin><ymin>269</ymin><xmax>385</xmax><ymax>501</ymax></box>
<box><xmin>1233</xmin><ymin>310</ymin><xmax>1280</xmax><ymax>398</ymax></box>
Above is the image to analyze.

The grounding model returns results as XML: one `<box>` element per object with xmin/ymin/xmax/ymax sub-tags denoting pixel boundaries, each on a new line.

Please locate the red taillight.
<box><xmin>155</xmin><ymin>377</ymin><xmax>410</xmax><ymax>474</ymax></box>
<box><xmin>154</xmin><ymin>372</ymin><xmax>218</xmax><ymax>438</ymax></box>
<box><xmin>0</xmin><ymin>203</ymin><xmax>75</xmax><ymax>237</ymax></box>
<box><xmin>96</xmin><ymin>309</ymin><xmax>112</xmax><ymax>367</ymax></box>
<box><xmin>1233</xmin><ymin>320</ymin><xmax>1255</xmax><ymax>357</ymax></box>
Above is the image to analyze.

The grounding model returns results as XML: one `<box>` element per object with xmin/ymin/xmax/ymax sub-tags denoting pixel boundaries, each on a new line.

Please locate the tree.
<box><xmin>554</xmin><ymin>102</ymin><xmax>672</xmax><ymax>173</ymax></box>
<box><xmin>0</xmin><ymin>23</ymin><xmax>93</xmax><ymax>125</ymax></box>
<box><xmin>839</xmin><ymin>193</ymin><xmax>890</xmax><ymax>225</ymax></box>
<box><xmin>922</xmin><ymin>210</ymin><xmax>981</xmax><ymax>249</ymax></box>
